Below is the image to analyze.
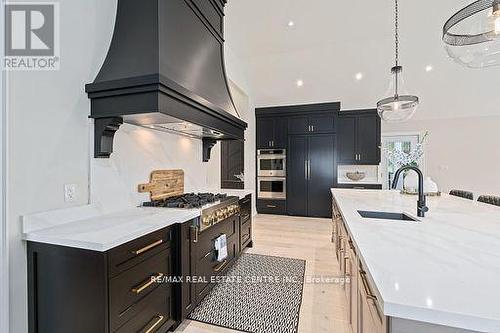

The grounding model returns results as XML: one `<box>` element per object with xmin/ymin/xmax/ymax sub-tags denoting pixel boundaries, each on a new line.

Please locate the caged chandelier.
<box><xmin>443</xmin><ymin>0</ymin><xmax>500</xmax><ymax>68</ymax></box>
<box><xmin>377</xmin><ymin>0</ymin><xmax>420</xmax><ymax>123</ymax></box>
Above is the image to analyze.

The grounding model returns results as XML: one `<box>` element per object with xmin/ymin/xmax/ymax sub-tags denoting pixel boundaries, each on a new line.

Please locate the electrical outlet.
<box><xmin>64</xmin><ymin>184</ymin><xmax>77</xmax><ymax>202</ymax></box>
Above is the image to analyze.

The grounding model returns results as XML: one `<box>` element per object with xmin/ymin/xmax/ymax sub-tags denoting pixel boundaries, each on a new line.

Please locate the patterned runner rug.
<box><xmin>188</xmin><ymin>253</ymin><xmax>306</xmax><ymax>333</ymax></box>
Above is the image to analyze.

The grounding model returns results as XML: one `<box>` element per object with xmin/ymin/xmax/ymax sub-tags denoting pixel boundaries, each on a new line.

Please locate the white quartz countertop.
<box><xmin>22</xmin><ymin>190</ymin><xmax>253</xmax><ymax>252</ymax></box>
<box><xmin>22</xmin><ymin>206</ymin><xmax>200</xmax><ymax>252</ymax></box>
<box><xmin>331</xmin><ymin>189</ymin><xmax>500</xmax><ymax>332</ymax></box>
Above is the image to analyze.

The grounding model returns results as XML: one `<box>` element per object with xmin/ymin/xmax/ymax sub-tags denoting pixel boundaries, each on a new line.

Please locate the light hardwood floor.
<box><xmin>174</xmin><ymin>214</ymin><xmax>351</xmax><ymax>333</ymax></box>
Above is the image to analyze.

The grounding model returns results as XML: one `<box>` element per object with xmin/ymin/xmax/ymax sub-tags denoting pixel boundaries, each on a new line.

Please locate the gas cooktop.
<box><xmin>142</xmin><ymin>192</ymin><xmax>228</xmax><ymax>209</ymax></box>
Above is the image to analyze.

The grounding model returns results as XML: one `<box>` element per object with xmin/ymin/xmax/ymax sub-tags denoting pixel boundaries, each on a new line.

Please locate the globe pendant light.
<box><xmin>377</xmin><ymin>0</ymin><xmax>420</xmax><ymax>123</ymax></box>
<box><xmin>443</xmin><ymin>0</ymin><xmax>500</xmax><ymax>68</ymax></box>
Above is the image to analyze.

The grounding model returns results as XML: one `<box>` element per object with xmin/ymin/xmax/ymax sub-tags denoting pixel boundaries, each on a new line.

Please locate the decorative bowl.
<box><xmin>346</xmin><ymin>171</ymin><xmax>366</xmax><ymax>182</ymax></box>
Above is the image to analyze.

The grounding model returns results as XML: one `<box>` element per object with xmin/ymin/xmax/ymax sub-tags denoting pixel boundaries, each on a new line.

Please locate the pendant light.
<box><xmin>377</xmin><ymin>0</ymin><xmax>420</xmax><ymax>123</ymax></box>
<box><xmin>443</xmin><ymin>0</ymin><xmax>500</xmax><ymax>68</ymax></box>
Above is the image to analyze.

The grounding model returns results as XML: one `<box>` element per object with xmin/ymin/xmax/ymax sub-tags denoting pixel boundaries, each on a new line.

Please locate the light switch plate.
<box><xmin>64</xmin><ymin>184</ymin><xmax>77</xmax><ymax>202</ymax></box>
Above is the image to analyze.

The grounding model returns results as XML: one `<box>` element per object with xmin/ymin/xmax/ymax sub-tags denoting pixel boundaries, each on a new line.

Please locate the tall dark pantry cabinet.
<box><xmin>256</xmin><ymin>103</ymin><xmax>340</xmax><ymax>218</ymax></box>
<box><xmin>288</xmin><ymin>134</ymin><xmax>336</xmax><ymax>217</ymax></box>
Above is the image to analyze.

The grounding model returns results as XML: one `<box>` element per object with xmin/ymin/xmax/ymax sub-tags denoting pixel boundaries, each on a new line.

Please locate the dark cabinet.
<box><xmin>288</xmin><ymin>114</ymin><xmax>335</xmax><ymax>135</ymax></box>
<box><xmin>338</xmin><ymin>110</ymin><xmax>380</xmax><ymax>165</ymax></box>
<box><xmin>239</xmin><ymin>194</ymin><xmax>253</xmax><ymax>251</ymax></box>
<box><xmin>257</xmin><ymin>118</ymin><xmax>274</xmax><ymax>149</ymax></box>
<box><xmin>357</xmin><ymin>114</ymin><xmax>380</xmax><ymax>164</ymax></box>
<box><xmin>274</xmin><ymin>118</ymin><xmax>288</xmax><ymax>148</ymax></box>
<box><xmin>221</xmin><ymin>140</ymin><xmax>244</xmax><ymax>189</ymax></box>
<box><xmin>257</xmin><ymin>117</ymin><xmax>287</xmax><ymax>149</ymax></box>
<box><xmin>256</xmin><ymin>102</ymin><xmax>341</xmax><ymax>217</ymax></box>
<box><xmin>287</xmin><ymin>136</ymin><xmax>308</xmax><ymax>216</ymax></box>
<box><xmin>256</xmin><ymin>199</ymin><xmax>287</xmax><ymax>215</ymax></box>
<box><xmin>193</xmin><ymin>215</ymin><xmax>239</xmax><ymax>302</ymax></box>
<box><xmin>28</xmin><ymin>225</ymin><xmax>179</xmax><ymax>333</ymax></box>
<box><xmin>175</xmin><ymin>221</ymin><xmax>196</xmax><ymax>321</ymax></box>
<box><xmin>287</xmin><ymin>134</ymin><xmax>336</xmax><ymax>218</ymax></box>
<box><xmin>338</xmin><ymin>116</ymin><xmax>357</xmax><ymax>163</ymax></box>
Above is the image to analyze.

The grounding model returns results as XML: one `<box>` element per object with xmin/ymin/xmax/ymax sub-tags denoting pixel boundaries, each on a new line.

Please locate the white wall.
<box><xmin>383</xmin><ymin>116</ymin><xmax>500</xmax><ymax>197</ymax></box>
<box><xmin>91</xmin><ymin>125</ymin><xmax>222</xmax><ymax>212</ymax></box>
<box><xmin>226</xmin><ymin>0</ymin><xmax>500</xmax><ymax>201</ymax></box>
<box><xmin>1</xmin><ymin>1</ymin><xmax>9</xmax><ymax>331</ymax></box>
<box><xmin>6</xmin><ymin>1</ymin><xmax>255</xmax><ymax>332</ymax></box>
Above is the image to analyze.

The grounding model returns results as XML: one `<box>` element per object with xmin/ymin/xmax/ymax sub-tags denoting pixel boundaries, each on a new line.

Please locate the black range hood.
<box><xmin>85</xmin><ymin>0</ymin><xmax>247</xmax><ymax>161</ymax></box>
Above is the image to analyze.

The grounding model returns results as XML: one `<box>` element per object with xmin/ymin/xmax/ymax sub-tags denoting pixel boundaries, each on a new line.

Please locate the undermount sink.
<box><xmin>358</xmin><ymin>210</ymin><xmax>419</xmax><ymax>222</ymax></box>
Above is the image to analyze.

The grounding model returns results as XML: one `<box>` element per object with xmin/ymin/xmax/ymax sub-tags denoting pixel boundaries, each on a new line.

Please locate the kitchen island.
<box><xmin>331</xmin><ymin>189</ymin><xmax>500</xmax><ymax>333</ymax></box>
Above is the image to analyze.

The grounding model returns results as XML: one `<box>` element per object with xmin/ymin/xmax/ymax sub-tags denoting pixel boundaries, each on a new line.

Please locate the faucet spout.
<box><xmin>392</xmin><ymin>166</ymin><xmax>429</xmax><ymax>217</ymax></box>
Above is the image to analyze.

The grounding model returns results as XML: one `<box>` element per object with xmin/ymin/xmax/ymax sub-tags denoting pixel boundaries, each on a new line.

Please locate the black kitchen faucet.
<box><xmin>392</xmin><ymin>166</ymin><xmax>429</xmax><ymax>217</ymax></box>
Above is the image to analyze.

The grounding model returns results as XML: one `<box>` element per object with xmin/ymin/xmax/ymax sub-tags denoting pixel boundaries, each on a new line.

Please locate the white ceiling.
<box><xmin>225</xmin><ymin>0</ymin><xmax>500</xmax><ymax>120</ymax></box>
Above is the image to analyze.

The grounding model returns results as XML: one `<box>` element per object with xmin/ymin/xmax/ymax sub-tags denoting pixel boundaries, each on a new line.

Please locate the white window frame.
<box><xmin>380</xmin><ymin>131</ymin><xmax>426</xmax><ymax>189</ymax></box>
<box><xmin>1</xmin><ymin>1</ymin><xmax>9</xmax><ymax>331</ymax></box>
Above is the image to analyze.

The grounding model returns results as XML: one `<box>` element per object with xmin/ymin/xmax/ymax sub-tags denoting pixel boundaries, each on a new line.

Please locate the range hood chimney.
<box><xmin>85</xmin><ymin>0</ymin><xmax>247</xmax><ymax>161</ymax></box>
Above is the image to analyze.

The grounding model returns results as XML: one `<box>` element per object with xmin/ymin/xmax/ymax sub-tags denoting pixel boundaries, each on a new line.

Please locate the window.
<box><xmin>380</xmin><ymin>133</ymin><xmax>424</xmax><ymax>189</ymax></box>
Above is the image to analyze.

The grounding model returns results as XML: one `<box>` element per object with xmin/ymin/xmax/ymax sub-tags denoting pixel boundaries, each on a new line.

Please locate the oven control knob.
<box><xmin>202</xmin><ymin>216</ymin><xmax>210</xmax><ymax>226</ymax></box>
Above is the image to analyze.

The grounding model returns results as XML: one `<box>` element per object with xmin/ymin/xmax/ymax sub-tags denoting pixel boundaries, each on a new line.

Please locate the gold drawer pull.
<box><xmin>131</xmin><ymin>273</ymin><xmax>163</xmax><ymax>294</ymax></box>
<box><xmin>213</xmin><ymin>260</ymin><xmax>227</xmax><ymax>272</ymax></box>
<box><xmin>144</xmin><ymin>315</ymin><xmax>164</xmax><ymax>333</ymax></box>
<box><xmin>132</xmin><ymin>240</ymin><xmax>163</xmax><ymax>255</ymax></box>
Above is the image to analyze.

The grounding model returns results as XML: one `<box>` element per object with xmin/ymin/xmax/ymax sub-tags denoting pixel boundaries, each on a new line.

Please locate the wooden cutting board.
<box><xmin>138</xmin><ymin>170</ymin><xmax>184</xmax><ymax>201</ymax></box>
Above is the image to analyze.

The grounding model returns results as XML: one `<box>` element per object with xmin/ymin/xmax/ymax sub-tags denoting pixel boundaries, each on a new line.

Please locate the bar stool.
<box><xmin>477</xmin><ymin>195</ymin><xmax>500</xmax><ymax>207</ymax></box>
<box><xmin>449</xmin><ymin>189</ymin><xmax>474</xmax><ymax>200</ymax></box>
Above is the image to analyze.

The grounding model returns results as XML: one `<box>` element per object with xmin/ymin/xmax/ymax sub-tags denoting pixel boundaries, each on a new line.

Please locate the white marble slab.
<box><xmin>331</xmin><ymin>189</ymin><xmax>500</xmax><ymax>332</ymax></box>
<box><xmin>22</xmin><ymin>206</ymin><xmax>200</xmax><ymax>252</ymax></box>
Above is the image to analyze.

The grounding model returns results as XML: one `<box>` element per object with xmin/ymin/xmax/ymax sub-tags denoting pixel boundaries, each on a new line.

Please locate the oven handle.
<box><xmin>257</xmin><ymin>155</ymin><xmax>287</xmax><ymax>160</ymax></box>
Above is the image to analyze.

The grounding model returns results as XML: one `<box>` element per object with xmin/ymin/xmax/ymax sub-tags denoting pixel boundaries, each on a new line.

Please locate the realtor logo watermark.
<box><xmin>4</xmin><ymin>2</ymin><xmax>60</xmax><ymax>70</ymax></box>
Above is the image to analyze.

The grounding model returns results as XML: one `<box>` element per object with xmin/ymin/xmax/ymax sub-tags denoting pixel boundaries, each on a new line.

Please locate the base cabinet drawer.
<box><xmin>109</xmin><ymin>249</ymin><xmax>172</xmax><ymax>332</ymax></box>
<box><xmin>108</xmin><ymin>227</ymin><xmax>173</xmax><ymax>278</ymax></box>
<box><xmin>115</xmin><ymin>285</ymin><xmax>174</xmax><ymax>333</ymax></box>
<box><xmin>257</xmin><ymin>199</ymin><xmax>286</xmax><ymax>214</ymax></box>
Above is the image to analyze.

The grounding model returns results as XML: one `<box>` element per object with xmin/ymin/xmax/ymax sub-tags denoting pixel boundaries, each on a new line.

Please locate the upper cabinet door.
<box><xmin>309</xmin><ymin>114</ymin><xmax>335</xmax><ymax>134</ymax></box>
<box><xmin>289</xmin><ymin>114</ymin><xmax>335</xmax><ymax>135</ymax></box>
<box><xmin>338</xmin><ymin>116</ymin><xmax>357</xmax><ymax>164</ymax></box>
<box><xmin>357</xmin><ymin>114</ymin><xmax>381</xmax><ymax>165</ymax></box>
<box><xmin>257</xmin><ymin>118</ymin><xmax>274</xmax><ymax>149</ymax></box>
<box><xmin>288</xmin><ymin>116</ymin><xmax>309</xmax><ymax>135</ymax></box>
<box><xmin>273</xmin><ymin>118</ymin><xmax>288</xmax><ymax>149</ymax></box>
<box><xmin>221</xmin><ymin>140</ymin><xmax>244</xmax><ymax>189</ymax></box>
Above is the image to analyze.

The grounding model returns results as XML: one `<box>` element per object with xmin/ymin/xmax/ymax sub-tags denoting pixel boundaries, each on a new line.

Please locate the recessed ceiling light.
<box><xmin>288</xmin><ymin>21</ymin><xmax>295</xmax><ymax>27</ymax></box>
<box><xmin>355</xmin><ymin>73</ymin><xmax>363</xmax><ymax>80</ymax></box>
<box><xmin>296</xmin><ymin>79</ymin><xmax>304</xmax><ymax>87</ymax></box>
<box><xmin>425</xmin><ymin>65</ymin><xmax>433</xmax><ymax>72</ymax></box>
